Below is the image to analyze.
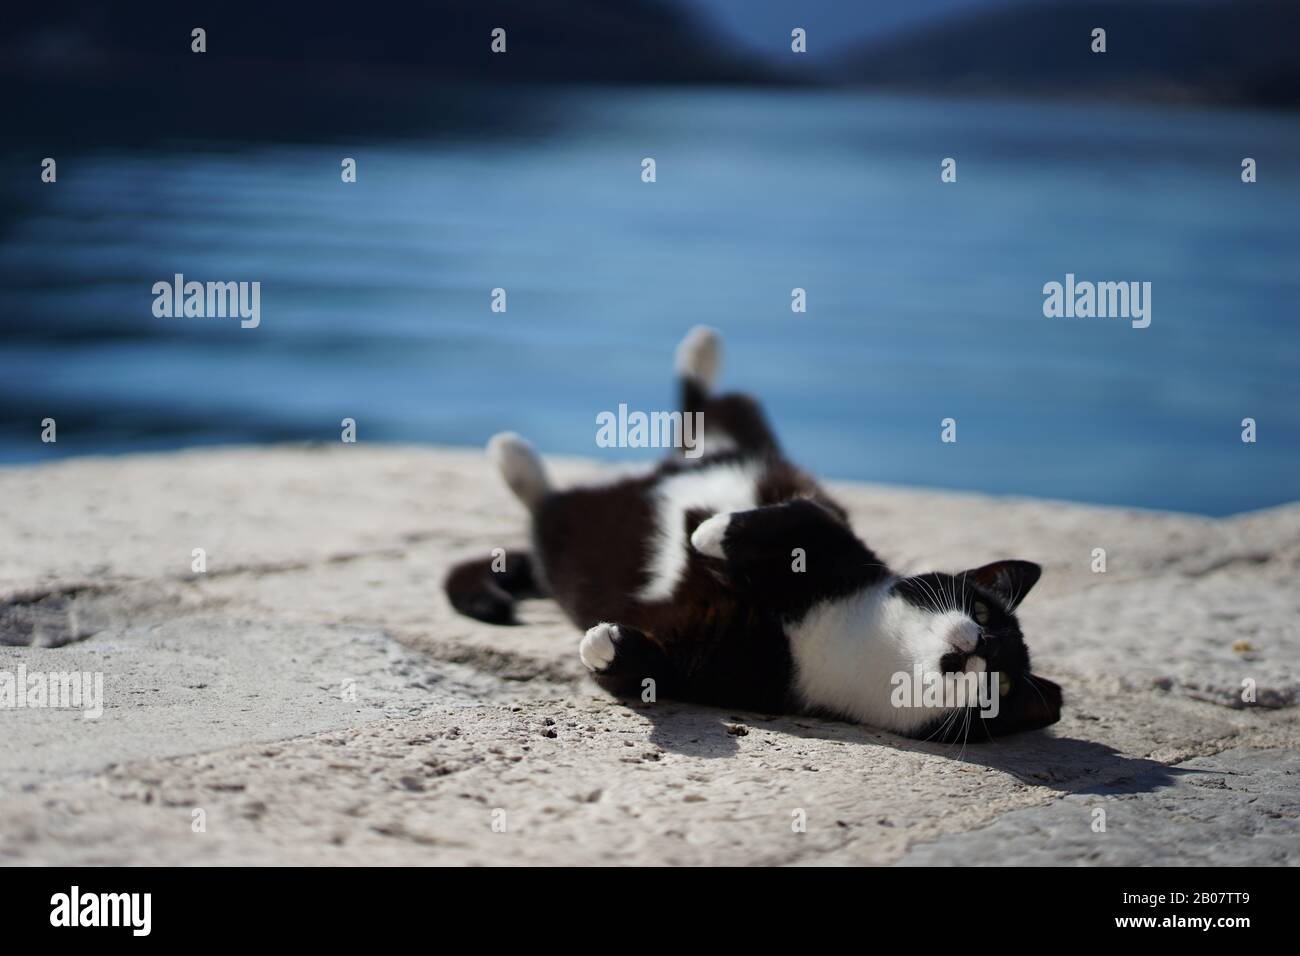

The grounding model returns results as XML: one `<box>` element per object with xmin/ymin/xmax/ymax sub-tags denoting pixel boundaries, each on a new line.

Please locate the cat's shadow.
<box><xmin>627</xmin><ymin>699</ymin><xmax>1188</xmax><ymax>795</ymax></box>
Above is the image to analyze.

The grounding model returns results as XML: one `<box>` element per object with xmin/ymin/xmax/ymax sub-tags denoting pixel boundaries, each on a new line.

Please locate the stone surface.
<box><xmin>1</xmin><ymin>445</ymin><xmax>1296</xmax><ymax>865</ymax></box>
<box><xmin>896</xmin><ymin>747</ymin><xmax>1300</xmax><ymax>866</ymax></box>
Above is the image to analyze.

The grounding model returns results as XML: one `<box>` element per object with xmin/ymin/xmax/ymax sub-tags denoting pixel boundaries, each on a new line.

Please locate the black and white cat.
<box><xmin>446</xmin><ymin>327</ymin><xmax>1062</xmax><ymax>741</ymax></box>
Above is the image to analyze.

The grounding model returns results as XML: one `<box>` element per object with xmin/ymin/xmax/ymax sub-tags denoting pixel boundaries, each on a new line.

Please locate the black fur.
<box><xmin>445</xmin><ymin>337</ymin><xmax>1063</xmax><ymax>740</ymax></box>
<box><xmin>444</xmin><ymin>552</ymin><xmax>541</xmax><ymax>625</ymax></box>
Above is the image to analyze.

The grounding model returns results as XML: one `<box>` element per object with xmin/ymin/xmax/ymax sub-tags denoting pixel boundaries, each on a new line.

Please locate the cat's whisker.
<box><xmin>948</xmin><ymin>707</ymin><xmax>972</xmax><ymax>754</ymax></box>
<box><xmin>1023</xmin><ymin>672</ymin><xmax>1052</xmax><ymax>712</ymax></box>
<box><xmin>922</xmin><ymin>705</ymin><xmax>962</xmax><ymax>744</ymax></box>
<box><xmin>1008</xmin><ymin>574</ymin><xmax>1024</xmax><ymax>612</ymax></box>
<box><xmin>916</xmin><ymin>576</ymin><xmax>946</xmax><ymax>614</ymax></box>
<box><xmin>939</xmin><ymin>708</ymin><xmax>964</xmax><ymax>746</ymax></box>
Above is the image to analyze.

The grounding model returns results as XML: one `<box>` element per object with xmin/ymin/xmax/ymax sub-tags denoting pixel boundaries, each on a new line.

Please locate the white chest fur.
<box><xmin>786</xmin><ymin>583</ymin><xmax>967</xmax><ymax>735</ymax></box>
<box><xmin>636</xmin><ymin>459</ymin><xmax>763</xmax><ymax>602</ymax></box>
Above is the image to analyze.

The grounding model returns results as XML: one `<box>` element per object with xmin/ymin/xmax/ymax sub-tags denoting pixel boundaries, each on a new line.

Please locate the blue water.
<box><xmin>2</xmin><ymin>89</ymin><xmax>1298</xmax><ymax>515</ymax></box>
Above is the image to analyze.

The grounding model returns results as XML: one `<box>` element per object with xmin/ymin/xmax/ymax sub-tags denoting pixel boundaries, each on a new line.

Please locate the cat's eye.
<box><xmin>973</xmin><ymin>602</ymin><xmax>989</xmax><ymax>625</ymax></box>
<box><xmin>998</xmin><ymin>672</ymin><xmax>1012</xmax><ymax>697</ymax></box>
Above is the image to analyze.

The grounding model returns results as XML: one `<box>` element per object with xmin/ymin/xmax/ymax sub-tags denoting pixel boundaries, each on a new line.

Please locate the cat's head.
<box><xmin>886</xmin><ymin>560</ymin><xmax>1062</xmax><ymax>741</ymax></box>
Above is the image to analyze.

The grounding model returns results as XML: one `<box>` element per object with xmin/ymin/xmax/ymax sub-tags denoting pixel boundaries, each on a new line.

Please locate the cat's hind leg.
<box><xmin>675</xmin><ymin>326</ymin><xmax>780</xmax><ymax>457</ymax></box>
<box><xmin>444</xmin><ymin>551</ymin><xmax>543</xmax><ymax>625</ymax></box>
<box><xmin>444</xmin><ymin>432</ymin><xmax>553</xmax><ymax>623</ymax></box>
<box><xmin>579</xmin><ymin>622</ymin><xmax>677</xmax><ymax>699</ymax></box>
<box><xmin>488</xmin><ymin>431</ymin><xmax>551</xmax><ymax>511</ymax></box>
<box><xmin>676</xmin><ymin>324</ymin><xmax>722</xmax><ymax>414</ymax></box>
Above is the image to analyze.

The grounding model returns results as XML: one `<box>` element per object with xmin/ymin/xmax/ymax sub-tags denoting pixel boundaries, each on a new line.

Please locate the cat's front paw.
<box><xmin>690</xmin><ymin>513</ymin><xmax>731</xmax><ymax>559</ymax></box>
<box><xmin>579</xmin><ymin>622</ymin><xmax>620</xmax><ymax>672</ymax></box>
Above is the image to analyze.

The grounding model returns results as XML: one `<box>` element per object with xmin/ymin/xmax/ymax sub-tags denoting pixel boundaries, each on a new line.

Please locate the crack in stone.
<box><xmin>0</xmin><ymin>589</ymin><xmax>116</xmax><ymax>647</ymax></box>
<box><xmin>0</xmin><ymin>544</ymin><xmax>421</xmax><ymax>647</ymax></box>
<box><xmin>1179</xmin><ymin>553</ymin><xmax>1273</xmax><ymax>578</ymax></box>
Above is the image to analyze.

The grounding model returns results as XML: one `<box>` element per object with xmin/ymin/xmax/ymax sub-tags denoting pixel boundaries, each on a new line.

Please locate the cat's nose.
<box><xmin>946</xmin><ymin>621</ymin><xmax>979</xmax><ymax>653</ymax></box>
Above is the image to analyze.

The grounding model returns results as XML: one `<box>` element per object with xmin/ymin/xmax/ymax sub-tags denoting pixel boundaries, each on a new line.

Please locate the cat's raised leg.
<box><xmin>675</xmin><ymin>326</ymin><xmax>780</xmax><ymax>457</ymax></box>
<box><xmin>579</xmin><ymin>622</ymin><xmax>677</xmax><ymax>698</ymax></box>
<box><xmin>488</xmin><ymin>431</ymin><xmax>551</xmax><ymax>512</ymax></box>
<box><xmin>690</xmin><ymin>499</ymin><xmax>884</xmax><ymax>614</ymax></box>
<box><xmin>444</xmin><ymin>551</ymin><xmax>543</xmax><ymax>625</ymax></box>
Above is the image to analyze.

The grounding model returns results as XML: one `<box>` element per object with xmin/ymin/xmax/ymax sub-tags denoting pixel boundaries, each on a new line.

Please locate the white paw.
<box><xmin>690</xmin><ymin>513</ymin><xmax>731</xmax><ymax>558</ymax></box>
<box><xmin>674</xmin><ymin>325</ymin><xmax>721</xmax><ymax>388</ymax></box>
<box><xmin>579</xmin><ymin>623</ymin><xmax>620</xmax><ymax>672</ymax></box>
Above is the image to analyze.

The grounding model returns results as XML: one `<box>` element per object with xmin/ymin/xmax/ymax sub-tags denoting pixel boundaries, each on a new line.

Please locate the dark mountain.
<box><xmin>834</xmin><ymin>0</ymin><xmax>1300</xmax><ymax>108</ymax></box>
<box><xmin>2</xmin><ymin>0</ymin><xmax>766</xmax><ymax>85</ymax></box>
<box><xmin>1</xmin><ymin>0</ymin><xmax>772</xmax><ymax>147</ymax></box>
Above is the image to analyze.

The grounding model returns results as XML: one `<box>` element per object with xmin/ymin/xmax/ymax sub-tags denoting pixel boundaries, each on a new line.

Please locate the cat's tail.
<box><xmin>674</xmin><ymin>325</ymin><xmax>780</xmax><ymax>456</ymax></box>
<box><xmin>488</xmin><ymin>431</ymin><xmax>551</xmax><ymax>512</ymax></box>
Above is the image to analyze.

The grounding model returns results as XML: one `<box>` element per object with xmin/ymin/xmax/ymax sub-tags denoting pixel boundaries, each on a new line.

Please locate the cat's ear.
<box><xmin>1013</xmin><ymin>673</ymin><xmax>1062</xmax><ymax>731</ymax></box>
<box><xmin>967</xmin><ymin>560</ymin><xmax>1041</xmax><ymax>611</ymax></box>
